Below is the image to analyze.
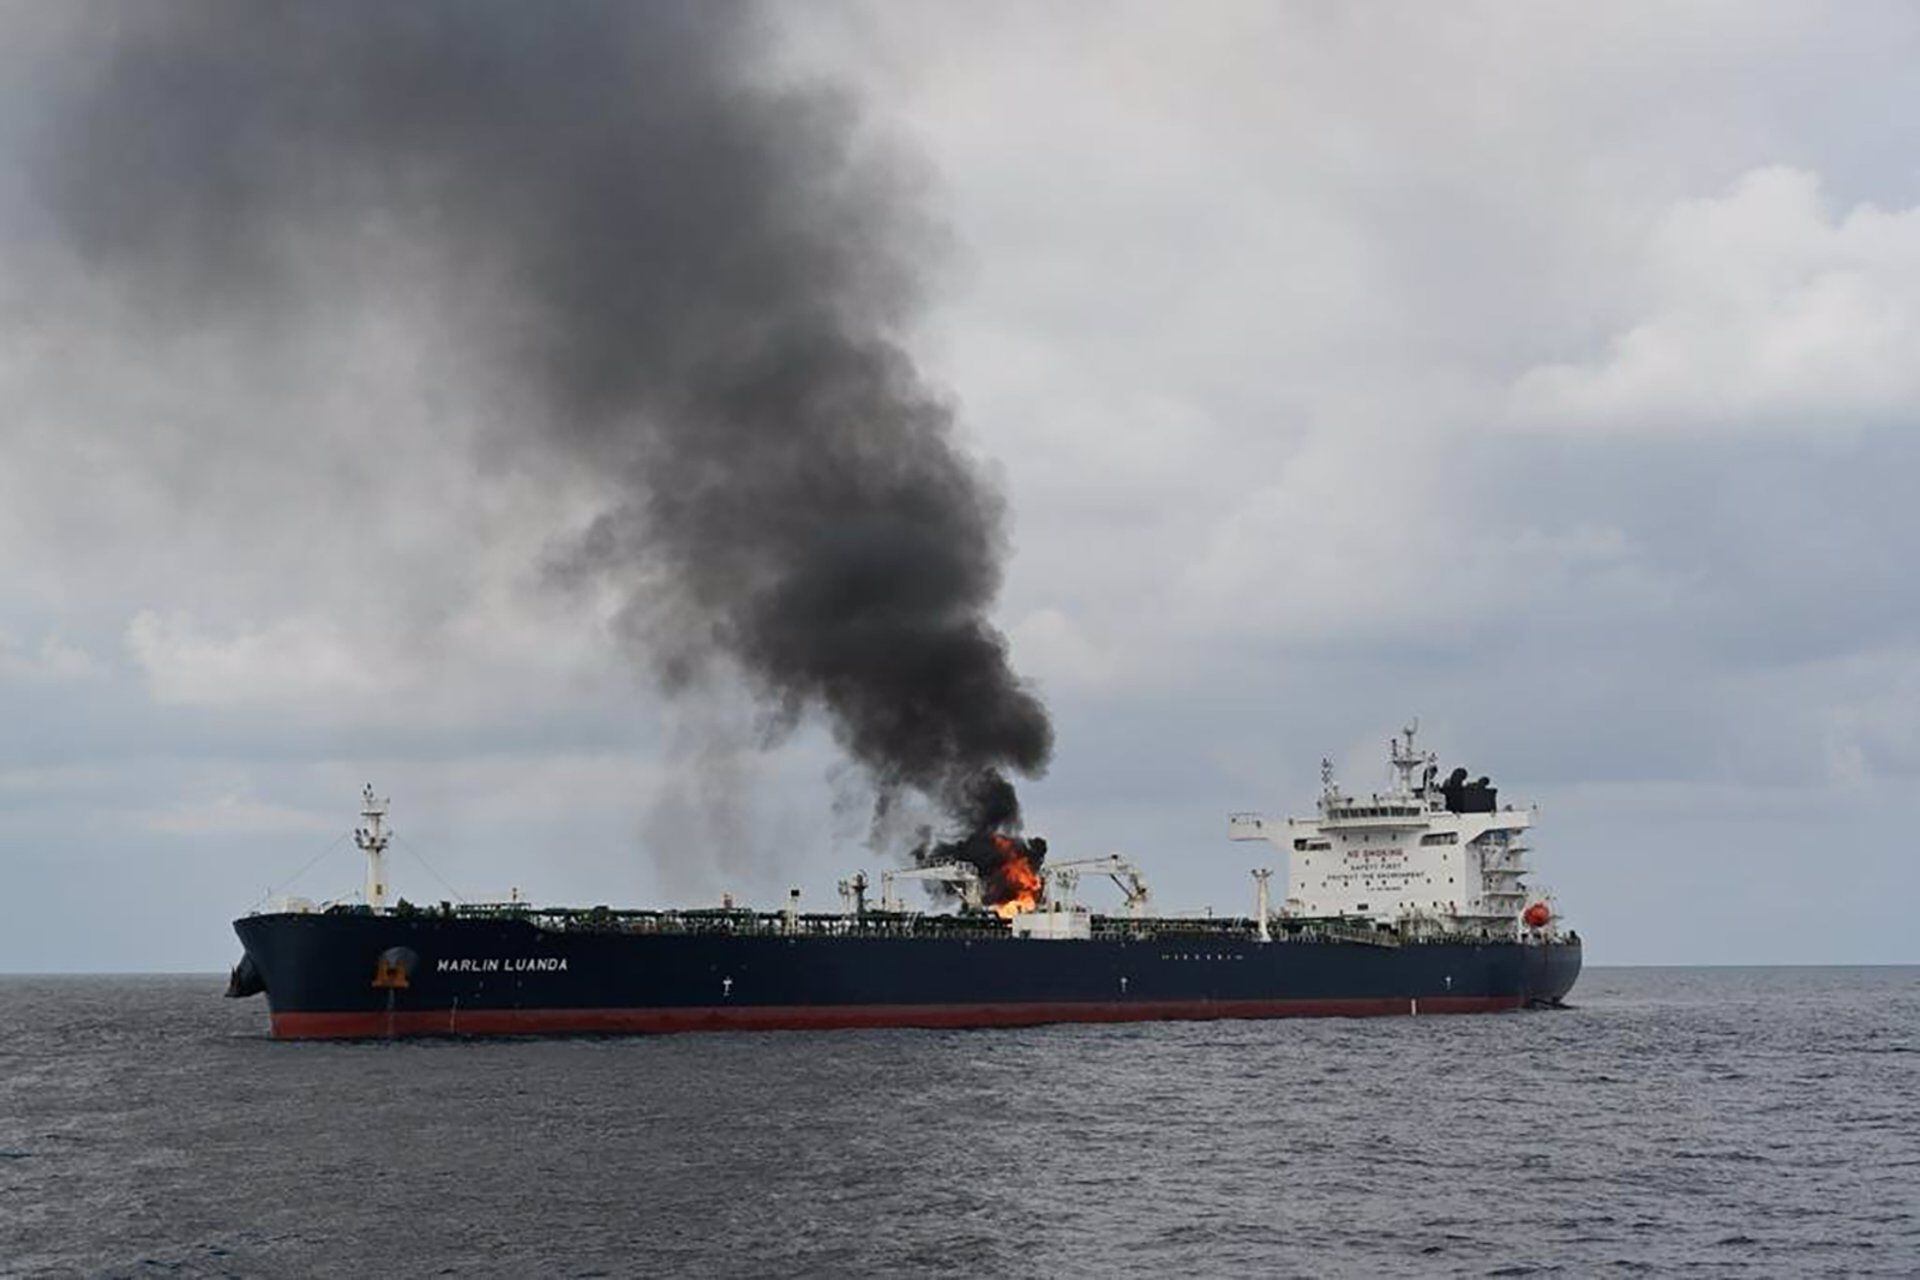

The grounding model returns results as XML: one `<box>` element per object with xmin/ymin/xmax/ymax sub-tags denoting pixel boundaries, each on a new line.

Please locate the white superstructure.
<box><xmin>1230</xmin><ymin>723</ymin><xmax>1547</xmax><ymax>938</ymax></box>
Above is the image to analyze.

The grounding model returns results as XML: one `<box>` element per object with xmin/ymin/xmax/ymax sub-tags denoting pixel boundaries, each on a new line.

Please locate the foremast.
<box><xmin>355</xmin><ymin>784</ymin><xmax>392</xmax><ymax>913</ymax></box>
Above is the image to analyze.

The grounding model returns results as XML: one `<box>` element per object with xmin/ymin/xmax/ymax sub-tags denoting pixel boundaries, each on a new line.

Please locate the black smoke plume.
<box><xmin>913</xmin><ymin>769</ymin><xmax>1048</xmax><ymax>908</ymax></box>
<box><xmin>31</xmin><ymin>3</ymin><xmax>1050</xmax><ymax>840</ymax></box>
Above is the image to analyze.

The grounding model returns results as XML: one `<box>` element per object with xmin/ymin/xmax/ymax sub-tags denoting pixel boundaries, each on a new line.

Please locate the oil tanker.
<box><xmin>226</xmin><ymin>725</ymin><xmax>1581</xmax><ymax>1038</ymax></box>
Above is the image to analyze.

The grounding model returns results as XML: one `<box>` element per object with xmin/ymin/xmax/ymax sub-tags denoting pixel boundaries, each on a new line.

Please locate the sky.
<box><xmin>5</xmin><ymin>1</ymin><xmax>1920</xmax><ymax>970</ymax></box>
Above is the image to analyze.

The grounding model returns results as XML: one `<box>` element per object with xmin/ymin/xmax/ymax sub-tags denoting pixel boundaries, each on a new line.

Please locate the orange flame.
<box><xmin>987</xmin><ymin>833</ymin><xmax>1043</xmax><ymax>919</ymax></box>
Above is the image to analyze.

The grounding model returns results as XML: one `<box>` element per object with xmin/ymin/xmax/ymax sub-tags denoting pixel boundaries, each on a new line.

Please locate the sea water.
<box><xmin>2</xmin><ymin>967</ymin><xmax>1916</xmax><ymax>1276</ymax></box>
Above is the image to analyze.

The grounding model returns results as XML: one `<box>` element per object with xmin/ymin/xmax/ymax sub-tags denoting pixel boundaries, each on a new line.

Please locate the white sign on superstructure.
<box><xmin>1229</xmin><ymin>723</ymin><xmax>1541</xmax><ymax>937</ymax></box>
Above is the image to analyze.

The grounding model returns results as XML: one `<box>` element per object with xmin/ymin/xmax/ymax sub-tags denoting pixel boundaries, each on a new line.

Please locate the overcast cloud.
<box><xmin>4</xmin><ymin>1</ymin><xmax>1918</xmax><ymax>969</ymax></box>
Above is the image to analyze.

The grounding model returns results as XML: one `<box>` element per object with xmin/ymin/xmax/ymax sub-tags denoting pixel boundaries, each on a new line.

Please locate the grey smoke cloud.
<box><xmin>31</xmin><ymin>1</ymin><xmax>1051</xmax><ymax>833</ymax></box>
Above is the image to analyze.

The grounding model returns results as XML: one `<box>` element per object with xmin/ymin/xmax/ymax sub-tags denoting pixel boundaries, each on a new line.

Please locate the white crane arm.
<box><xmin>1043</xmin><ymin>853</ymin><xmax>1151</xmax><ymax>917</ymax></box>
<box><xmin>879</xmin><ymin>863</ymin><xmax>981</xmax><ymax>911</ymax></box>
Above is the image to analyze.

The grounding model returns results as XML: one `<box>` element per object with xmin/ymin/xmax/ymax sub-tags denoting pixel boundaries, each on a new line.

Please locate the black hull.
<box><xmin>234</xmin><ymin>912</ymin><xmax>1582</xmax><ymax>1039</ymax></box>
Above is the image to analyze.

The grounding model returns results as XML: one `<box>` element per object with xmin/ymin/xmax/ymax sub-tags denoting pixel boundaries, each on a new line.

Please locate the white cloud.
<box><xmin>1512</xmin><ymin>167</ymin><xmax>1920</xmax><ymax>432</ymax></box>
<box><xmin>1009</xmin><ymin>606</ymin><xmax>1121</xmax><ymax>693</ymax></box>
<box><xmin>0</xmin><ymin>629</ymin><xmax>101</xmax><ymax>683</ymax></box>
<box><xmin>0</xmin><ymin>764</ymin><xmax>109</xmax><ymax>793</ymax></box>
<box><xmin>124</xmin><ymin>609</ymin><xmax>389</xmax><ymax>712</ymax></box>
<box><xmin>142</xmin><ymin>792</ymin><xmax>335</xmax><ymax>836</ymax></box>
<box><xmin>1812</xmin><ymin>644</ymin><xmax>1920</xmax><ymax>786</ymax></box>
<box><xmin>1170</xmin><ymin>416</ymin><xmax>1667</xmax><ymax>654</ymax></box>
<box><xmin>120</xmin><ymin>590</ymin><xmax>629</xmax><ymax>726</ymax></box>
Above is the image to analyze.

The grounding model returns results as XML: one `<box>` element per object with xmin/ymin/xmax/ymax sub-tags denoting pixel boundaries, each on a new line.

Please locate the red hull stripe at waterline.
<box><xmin>271</xmin><ymin>995</ymin><xmax>1525</xmax><ymax>1039</ymax></box>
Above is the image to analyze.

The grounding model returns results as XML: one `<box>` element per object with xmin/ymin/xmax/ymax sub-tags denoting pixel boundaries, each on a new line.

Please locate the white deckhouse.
<box><xmin>1230</xmin><ymin>724</ymin><xmax>1544</xmax><ymax>937</ymax></box>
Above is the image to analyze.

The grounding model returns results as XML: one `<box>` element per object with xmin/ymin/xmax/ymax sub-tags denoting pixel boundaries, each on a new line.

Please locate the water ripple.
<box><xmin>1</xmin><ymin>967</ymin><xmax>1917</xmax><ymax>1276</ymax></box>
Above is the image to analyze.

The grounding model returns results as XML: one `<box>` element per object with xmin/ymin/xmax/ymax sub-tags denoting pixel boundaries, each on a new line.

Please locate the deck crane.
<box><xmin>878</xmin><ymin>863</ymin><xmax>982</xmax><ymax>912</ymax></box>
<box><xmin>1042</xmin><ymin>853</ymin><xmax>1151</xmax><ymax>918</ymax></box>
